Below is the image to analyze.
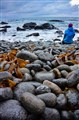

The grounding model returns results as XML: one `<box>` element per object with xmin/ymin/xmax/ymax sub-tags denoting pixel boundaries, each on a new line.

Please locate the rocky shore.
<box><xmin>0</xmin><ymin>40</ymin><xmax>79</xmax><ymax>120</ymax></box>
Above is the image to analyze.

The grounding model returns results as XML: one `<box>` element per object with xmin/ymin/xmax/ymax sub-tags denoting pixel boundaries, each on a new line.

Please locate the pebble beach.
<box><xmin>0</xmin><ymin>20</ymin><xmax>79</xmax><ymax>120</ymax></box>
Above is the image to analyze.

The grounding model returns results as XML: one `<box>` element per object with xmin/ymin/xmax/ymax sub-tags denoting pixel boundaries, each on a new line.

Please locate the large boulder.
<box><xmin>16</xmin><ymin>50</ymin><xmax>38</xmax><ymax>62</ymax></box>
<box><xmin>0</xmin><ymin>100</ymin><xmax>27</xmax><ymax>120</ymax></box>
<box><xmin>20</xmin><ymin>92</ymin><xmax>45</xmax><ymax>114</ymax></box>
<box><xmin>35</xmin><ymin>72</ymin><xmax>55</xmax><ymax>83</ymax></box>
<box><xmin>14</xmin><ymin>82</ymin><xmax>35</xmax><ymax>101</ymax></box>
<box><xmin>37</xmin><ymin>93</ymin><xmax>57</xmax><ymax>107</ymax></box>
<box><xmin>23</xmin><ymin>22</ymin><xmax>37</xmax><ymax>29</ymax></box>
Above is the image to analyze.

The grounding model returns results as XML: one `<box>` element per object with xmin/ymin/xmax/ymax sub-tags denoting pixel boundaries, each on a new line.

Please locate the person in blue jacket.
<box><xmin>62</xmin><ymin>23</ymin><xmax>75</xmax><ymax>44</ymax></box>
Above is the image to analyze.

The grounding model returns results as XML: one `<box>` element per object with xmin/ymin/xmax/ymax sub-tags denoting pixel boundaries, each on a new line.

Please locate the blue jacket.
<box><xmin>63</xmin><ymin>27</ymin><xmax>75</xmax><ymax>44</ymax></box>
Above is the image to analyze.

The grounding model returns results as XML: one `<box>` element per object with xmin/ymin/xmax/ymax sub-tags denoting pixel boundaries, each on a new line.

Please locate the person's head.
<box><xmin>68</xmin><ymin>23</ymin><xmax>73</xmax><ymax>27</ymax></box>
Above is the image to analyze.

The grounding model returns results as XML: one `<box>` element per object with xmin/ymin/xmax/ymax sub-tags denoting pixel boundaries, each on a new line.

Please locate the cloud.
<box><xmin>70</xmin><ymin>0</ymin><xmax>79</xmax><ymax>6</ymax></box>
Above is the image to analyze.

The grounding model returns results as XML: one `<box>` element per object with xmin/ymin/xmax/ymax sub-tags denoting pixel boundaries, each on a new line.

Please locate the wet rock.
<box><xmin>0</xmin><ymin>25</ymin><xmax>11</xmax><ymax>28</ymax></box>
<box><xmin>23</xmin><ymin>22</ymin><xmax>37</xmax><ymax>29</ymax></box>
<box><xmin>42</xmin><ymin>108</ymin><xmax>60</xmax><ymax>120</ymax></box>
<box><xmin>0</xmin><ymin>100</ymin><xmax>27</xmax><ymax>120</ymax></box>
<box><xmin>57</xmin><ymin>64</ymin><xmax>72</xmax><ymax>72</ymax></box>
<box><xmin>0</xmin><ymin>87</ymin><xmax>13</xmax><ymax>101</ymax></box>
<box><xmin>26</xmin><ymin>63</ymin><xmax>41</xmax><ymax>71</ymax></box>
<box><xmin>14</xmin><ymin>82</ymin><xmax>35</xmax><ymax>101</ymax></box>
<box><xmin>66</xmin><ymin>89</ymin><xmax>79</xmax><ymax>109</ymax></box>
<box><xmin>0</xmin><ymin>71</ymin><xmax>13</xmax><ymax>82</ymax></box>
<box><xmin>22</xmin><ymin>73</ymin><xmax>32</xmax><ymax>81</ymax></box>
<box><xmin>75</xmin><ymin>29</ymin><xmax>79</xmax><ymax>33</ymax></box>
<box><xmin>26</xmin><ymin>33</ymin><xmax>39</xmax><ymax>37</ymax></box>
<box><xmin>61</xmin><ymin>111</ymin><xmax>74</xmax><ymax>120</ymax></box>
<box><xmin>37</xmin><ymin>93</ymin><xmax>57</xmax><ymax>107</ymax></box>
<box><xmin>35</xmin><ymin>85</ymin><xmax>51</xmax><ymax>94</ymax></box>
<box><xmin>0</xmin><ymin>21</ymin><xmax>8</xmax><ymax>24</ymax></box>
<box><xmin>35</xmin><ymin>72</ymin><xmax>55</xmax><ymax>83</ymax></box>
<box><xmin>43</xmin><ymin>80</ymin><xmax>62</xmax><ymax>94</ymax></box>
<box><xmin>33</xmin><ymin>60</ymin><xmax>45</xmax><ymax>66</ymax></box>
<box><xmin>55</xmin><ymin>30</ymin><xmax>63</xmax><ymax>34</ymax></box>
<box><xmin>21</xmin><ymin>92</ymin><xmax>45</xmax><ymax>114</ymax></box>
<box><xmin>35</xmin><ymin>23</ymin><xmax>56</xmax><ymax>30</ymax></box>
<box><xmin>43</xmin><ymin>64</ymin><xmax>51</xmax><ymax>71</ymax></box>
<box><xmin>16</xmin><ymin>50</ymin><xmax>38</xmax><ymax>62</ymax></box>
<box><xmin>56</xmin><ymin>94</ymin><xmax>67</xmax><ymax>109</ymax></box>
<box><xmin>17</xmin><ymin>27</ymin><xmax>25</xmax><ymax>31</ymax></box>
<box><xmin>67</xmin><ymin>69</ymin><xmax>79</xmax><ymax>87</ymax></box>
<box><xmin>49</xmin><ymin>20</ymin><xmax>64</xmax><ymax>22</ymax></box>
<box><xmin>52</xmin><ymin>78</ymin><xmax>68</xmax><ymax>89</ymax></box>
<box><xmin>0</xmin><ymin>28</ymin><xmax>7</xmax><ymax>32</ymax></box>
<box><xmin>74</xmin><ymin>110</ymin><xmax>79</xmax><ymax>120</ymax></box>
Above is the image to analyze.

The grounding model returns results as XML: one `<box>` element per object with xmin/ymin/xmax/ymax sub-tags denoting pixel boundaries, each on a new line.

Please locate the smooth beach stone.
<box><xmin>26</xmin><ymin>63</ymin><xmax>41</xmax><ymax>71</ymax></box>
<box><xmin>61</xmin><ymin>70</ymin><xmax>68</xmax><ymax>78</ymax></box>
<box><xmin>42</xmin><ymin>108</ymin><xmax>60</xmax><ymax>120</ymax></box>
<box><xmin>0</xmin><ymin>71</ymin><xmax>13</xmax><ymax>82</ymax></box>
<box><xmin>57</xmin><ymin>64</ymin><xmax>72</xmax><ymax>72</ymax></box>
<box><xmin>22</xmin><ymin>73</ymin><xmax>32</xmax><ymax>81</ymax></box>
<box><xmin>56</xmin><ymin>94</ymin><xmax>67</xmax><ymax>109</ymax></box>
<box><xmin>25</xmin><ymin>81</ymin><xmax>42</xmax><ymax>88</ymax></box>
<box><xmin>43</xmin><ymin>80</ymin><xmax>62</xmax><ymax>94</ymax></box>
<box><xmin>14</xmin><ymin>82</ymin><xmax>35</xmax><ymax>101</ymax></box>
<box><xmin>52</xmin><ymin>78</ymin><xmax>68</xmax><ymax>88</ymax></box>
<box><xmin>37</xmin><ymin>93</ymin><xmax>57</xmax><ymax>107</ymax></box>
<box><xmin>0</xmin><ymin>87</ymin><xmax>13</xmax><ymax>101</ymax></box>
<box><xmin>61</xmin><ymin>111</ymin><xmax>74</xmax><ymax>120</ymax></box>
<box><xmin>35</xmin><ymin>72</ymin><xmax>55</xmax><ymax>83</ymax></box>
<box><xmin>43</xmin><ymin>65</ymin><xmax>51</xmax><ymax>71</ymax></box>
<box><xmin>53</xmin><ymin>68</ymin><xmax>61</xmax><ymax>78</ymax></box>
<box><xmin>70</xmin><ymin>65</ymin><xmax>79</xmax><ymax>71</ymax></box>
<box><xmin>21</xmin><ymin>92</ymin><xmax>45</xmax><ymax>114</ymax></box>
<box><xmin>66</xmin><ymin>89</ymin><xmax>79</xmax><ymax>109</ymax></box>
<box><xmin>13</xmin><ymin>77</ymin><xmax>22</xmax><ymax>84</ymax></box>
<box><xmin>67</xmin><ymin>69</ymin><xmax>79</xmax><ymax>87</ymax></box>
<box><xmin>0</xmin><ymin>100</ymin><xmax>27</xmax><ymax>120</ymax></box>
<box><xmin>20</xmin><ymin>68</ymin><xmax>30</xmax><ymax>74</ymax></box>
<box><xmin>16</xmin><ymin>50</ymin><xmax>38</xmax><ymax>62</ymax></box>
<box><xmin>35</xmin><ymin>85</ymin><xmax>51</xmax><ymax>94</ymax></box>
<box><xmin>74</xmin><ymin>110</ymin><xmax>79</xmax><ymax>120</ymax></box>
<box><xmin>77</xmin><ymin>84</ymin><xmax>79</xmax><ymax>91</ymax></box>
<box><xmin>4</xmin><ymin>63</ymin><xmax>10</xmax><ymax>71</ymax></box>
<box><xmin>51</xmin><ymin>60</ymin><xmax>59</xmax><ymax>68</ymax></box>
<box><xmin>37</xmin><ymin>51</ymin><xmax>54</xmax><ymax>61</ymax></box>
<box><xmin>33</xmin><ymin>60</ymin><xmax>45</xmax><ymax>66</ymax></box>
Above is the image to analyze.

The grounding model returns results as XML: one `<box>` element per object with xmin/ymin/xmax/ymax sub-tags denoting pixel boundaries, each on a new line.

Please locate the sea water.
<box><xmin>0</xmin><ymin>17</ymin><xmax>79</xmax><ymax>42</ymax></box>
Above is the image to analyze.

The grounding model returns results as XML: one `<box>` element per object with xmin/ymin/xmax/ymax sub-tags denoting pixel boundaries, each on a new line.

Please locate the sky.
<box><xmin>0</xmin><ymin>0</ymin><xmax>79</xmax><ymax>20</ymax></box>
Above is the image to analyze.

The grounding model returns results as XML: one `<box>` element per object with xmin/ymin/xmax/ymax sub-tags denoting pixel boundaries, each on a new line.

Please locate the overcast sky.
<box><xmin>0</xmin><ymin>0</ymin><xmax>79</xmax><ymax>20</ymax></box>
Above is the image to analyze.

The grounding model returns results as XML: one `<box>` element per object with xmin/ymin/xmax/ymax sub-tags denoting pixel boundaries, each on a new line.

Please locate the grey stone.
<box><xmin>26</xmin><ymin>63</ymin><xmax>41</xmax><ymax>71</ymax></box>
<box><xmin>35</xmin><ymin>72</ymin><xmax>55</xmax><ymax>83</ymax></box>
<box><xmin>0</xmin><ymin>71</ymin><xmax>13</xmax><ymax>82</ymax></box>
<box><xmin>74</xmin><ymin>110</ymin><xmax>79</xmax><ymax>120</ymax></box>
<box><xmin>25</xmin><ymin>81</ymin><xmax>42</xmax><ymax>88</ymax></box>
<box><xmin>0</xmin><ymin>87</ymin><xmax>13</xmax><ymax>101</ymax></box>
<box><xmin>57</xmin><ymin>64</ymin><xmax>72</xmax><ymax>72</ymax></box>
<box><xmin>52</xmin><ymin>78</ymin><xmax>68</xmax><ymax>88</ymax></box>
<box><xmin>66</xmin><ymin>89</ymin><xmax>79</xmax><ymax>109</ymax></box>
<box><xmin>16</xmin><ymin>50</ymin><xmax>38</xmax><ymax>62</ymax></box>
<box><xmin>0</xmin><ymin>100</ymin><xmax>27</xmax><ymax>120</ymax></box>
<box><xmin>22</xmin><ymin>73</ymin><xmax>32</xmax><ymax>81</ymax></box>
<box><xmin>42</xmin><ymin>108</ymin><xmax>60</xmax><ymax>120</ymax></box>
<box><xmin>21</xmin><ymin>92</ymin><xmax>45</xmax><ymax>114</ymax></box>
<box><xmin>56</xmin><ymin>94</ymin><xmax>67</xmax><ymax>109</ymax></box>
<box><xmin>67</xmin><ymin>69</ymin><xmax>79</xmax><ymax>87</ymax></box>
<box><xmin>61</xmin><ymin>111</ymin><xmax>74</xmax><ymax>120</ymax></box>
<box><xmin>77</xmin><ymin>84</ymin><xmax>79</xmax><ymax>91</ymax></box>
<box><xmin>35</xmin><ymin>85</ymin><xmax>51</xmax><ymax>94</ymax></box>
<box><xmin>20</xmin><ymin>68</ymin><xmax>30</xmax><ymax>74</ymax></box>
<box><xmin>14</xmin><ymin>82</ymin><xmax>35</xmax><ymax>101</ymax></box>
<box><xmin>37</xmin><ymin>93</ymin><xmax>57</xmax><ymax>107</ymax></box>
